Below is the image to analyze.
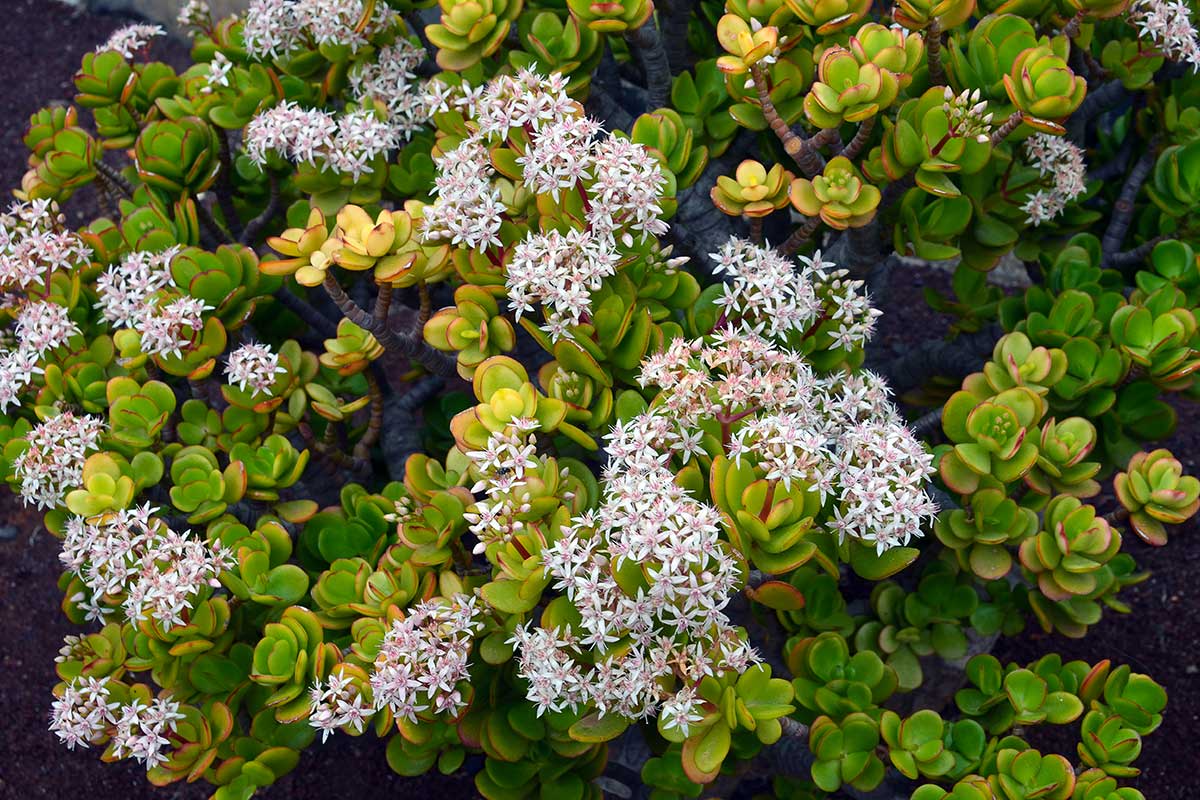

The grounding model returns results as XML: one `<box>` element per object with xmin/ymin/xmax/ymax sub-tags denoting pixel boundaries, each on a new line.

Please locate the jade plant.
<box><xmin>0</xmin><ymin>0</ymin><xmax>1193</xmax><ymax>797</ymax></box>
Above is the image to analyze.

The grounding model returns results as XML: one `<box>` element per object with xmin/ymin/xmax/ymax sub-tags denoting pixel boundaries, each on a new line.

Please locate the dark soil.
<box><xmin>0</xmin><ymin>3</ymin><xmax>1196</xmax><ymax>799</ymax></box>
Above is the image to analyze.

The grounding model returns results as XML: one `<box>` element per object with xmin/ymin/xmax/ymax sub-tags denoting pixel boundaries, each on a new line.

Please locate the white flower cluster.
<box><xmin>0</xmin><ymin>299</ymin><xmax>82</xmax><ymax>413</ymax></box>
<box><xmin>942</xmin><ymin>87</ymin><xmax>994</xmax><ymax>144</ymax></box>
<box><xmin>462</xmin><ymin>417</ymin><xmax>551</xmax><ymax>554</ymax></box>
<box><xmin>347</xmin><ymin>40</ymin><xmax>429</xmax><ymax>140</ymax></box>
<box><xmin>95</xmin><ymin>24</ymin><xmax>165</xmax><ymax>59</ymax></box>
<box><xmin>509</xmin><ymin>408</ymin><xmax>754</xmax><ymax>725</ymax></box>
<box><xmin>244</xmin><ymin>101</ymin><xmax>413</xmax><ymax>180</ymax></box>
<box><xmin>50</xmin><ymin>676</ymin><xmax>184</xmax><ymax>769</ymax></box>
<box><xmin>95</xmin><ymin>247</ymin><xmax>212</xmax><ymax>358</ymax></box>
<box><xmin>1130</xmin><ymin>0</ymin><xmax>1200</xmax><ymax>71</ymax></box>
<box><xmin>1021</xmin><ymin>134</ymin><xmax>1087</xmax><ymax>226</ymax></box>
<box><xmin>308</xmin><ymin>672</ymin><xmax>372</xmax><ymax>742</ymax></box>
<box><xmin>177</xmin><ymin>0</ymin><xmax>212</xmax><ymax>32</ymax></box>
<box><xmin>202</xmin><ymin>52</ymin><xmax>233</xmax><ymax>94</ymax></box>
<box><xmin>242</xmin><ymin>0</ymin><xmax>396</xmax><ymax>60</ymax></box>
<box><xmin>12</xmin><ymin>411</ymin><xmax>105</xmax><ymax>509</ymax></box>
<box><xmin>420</xmin><ymin>70</ymin><xmax>669</xmax><ymax>341</ymax></box>
<box><xmin>368</xmin><ymin>595</ymin><xmax>484</xmax><ymax>724</ymax></box>
<box><xmin>639</xmin><ymin>327</ymin><xmax>937</xmax><ymax>553</ymax></box>
<box><xmin>49</xmin><ymin>676</ymin><xmax>119</xmax><ymax>751</ymax></box>
<box><xmin>710</xmin><ymin>239</ymin><xmax>879</xmax><ymax>347</ymax></box>
<box><xmin>1</xmin><ymin>199</ymin><xmax>90</xmax><ymax>290</ymax></box>
<box><xmin>60</xmin><ymin>505</ymin><xmax>234</xmax><ymax>627</ymax></box>
<box><xmin>225</xmin><ymin>341</ymin><xmax>284</xmax><ymax>395</ymax></box>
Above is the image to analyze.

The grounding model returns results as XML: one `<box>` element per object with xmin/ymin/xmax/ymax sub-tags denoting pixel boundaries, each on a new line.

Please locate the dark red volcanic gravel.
<box><xmin>0</xmin><ymin>3</ymin><xmax>1196</xmax><ymax>799</ymax></box>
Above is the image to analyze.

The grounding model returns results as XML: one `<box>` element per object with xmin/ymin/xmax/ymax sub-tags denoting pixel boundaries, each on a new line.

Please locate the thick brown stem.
<box><xmin>779</xmin><ymin>216</ymin><xmax>822</xmax><ymax>255</ymax></box>
<box><xmin>840</xmin><ymin>115</ymin><xmax>877</xmax><ymax>162</ymax></box>
<box><xmin>374</xmin><ymin>282</ymin><xmax>394</xmax><ymax>325</ymax></box>
<box><xmin>927</xmin><ymin>21</ymin><xmax>946</xmax><ymax>86</ymax></box>
<box><xmin>1062</xmin><ymin>9</ymin><xmax>1085</xmax><ymax>38</ymax></box>
<box><xmin>215</xmin><ymin>131</ymin><xmax>243</xmax><ymax>239</ymax></box>
<box><xmin>990</xmin><ymin>112</ymin><xmax>1024</xmax><ymax>146</ymax></box>
<box><xmin>417</xmin><ymin>281</ymin><xmax>432</xmax><ymax>326</ymax></box>
<box><xmin>625</xmin><ymin>19</ymin><xmax>672</xmax><ymax>110</ymax></box>
<box><xmin>748</xmin><ymin>215</ymin><xmax>764</xmax><ymax>244</ymax></box>
<box><xmin>240</xmin><ymin>173</ymin><xmax>280</xmax><ymax>246</ymax></box>
<box><xmin>751</xmin><ymin>65</ymin><xmax>835</xmax><ymax>177</ymax></box>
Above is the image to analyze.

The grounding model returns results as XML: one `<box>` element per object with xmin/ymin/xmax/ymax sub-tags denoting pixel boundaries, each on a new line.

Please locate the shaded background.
<box><xmin>0</xmin><ymin>1</ymin><xmax>1196</xmax><ymax>797</ymax></box>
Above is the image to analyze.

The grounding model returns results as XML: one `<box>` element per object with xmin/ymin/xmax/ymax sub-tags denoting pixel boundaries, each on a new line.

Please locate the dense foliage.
<box><xmin>1</xmin><ymin>0</ymin><xmax>1197</xmax><ymax>798</ymax></box>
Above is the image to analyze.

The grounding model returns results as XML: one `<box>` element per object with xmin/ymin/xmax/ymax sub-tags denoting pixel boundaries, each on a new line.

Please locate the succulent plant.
<box><xmin>783</xmin><ymin>0</ymin><xmax>871</xmax><ymax>33</ymax></box>
<box><xmin>938</xmin><ymin>386</ymin><xmax>1045</xmax><ymax>494</ymax></box>
<box><xmin>808</xmin><ymin>713</ymin><xmax>885</xmax><ymax>793</ymax></box>
<box><xmin>1001</xmin><ymin>41</ymin><xmax>1088</xmax><ymax>134</ymax></box>
<box><xmin>426</xmin><ymin>0</ymin><xmax>524</xmax><ymax>69</ymax></box>
<box><xmin>788</xmin><ymin>632</ymin><xmax>899</xmax><ymax>722</ymax></box>
<box><xmin>789</xmin><ymin>156</ymin><xmax>881</xmax><ymax>229</ymax></box>
<box><xmin>566</xmin><ymin>0</ymin><xmax>652</xmax><ymax>32</ymax></box>
<box><xmin>935</xmin><ymin>487</ymin><xmax>1038</xmax><ymax>579</ymax></box>
<box><xmin>716</xmin><ymin>15</ymin><xmax>779</xmax><ymax>75</ymax></box>
<box><xmin>1018</xmin><ymin>495</ymin><xmax>1122</xmax><ymax>601</ymax></box>
<box><xmin>424</xmin><ymin>285</ymin><xmax>517</xmax><ymax>378</ymax></box>
<box><xmin>989</xmin><ymin>749</ymin><xmax>1076</xmax><ymax>800</ymax></box>
<box><xmin>134</xmin><ymin>116</ymin><xmax>221</xmax><ymax>197</ymax></box>
<box><xmin>630</xmin><ymin>108</ymin><xmax>710</xmax><ymax>189</ymax></box>
<box><xmin>711</xmin><ymin>160</ymin><xmax>794</xmax><ymax>217</ymax></box>
<box><xmin>803</xmin><ymin>45</ymin><xmax>906</xmax><ymax>129</ymax></box>
<box><xmin>1113</xmin><ymin>449</ymin><xmax>1200</xmax><ymax>545</ymax></box>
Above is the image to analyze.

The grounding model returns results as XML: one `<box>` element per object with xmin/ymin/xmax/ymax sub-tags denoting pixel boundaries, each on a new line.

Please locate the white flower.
<box><xmin>1129</xmin><ymin>0</ymin><xmax>1200</xmax><ymax>71</ymax></box>
<box><xmin>1021</xmin><ymin>134</ymin><xmax>1087</xmax><ymax>226</ymax></box>
<box><xmin>12</xmin><ymin>412</ymin><xmax>105</xmax><ymax>509</ymax></box>
<box><xmin>225</xmin><ymin>341</ymin><xmax>285</xmax><ymax>395</ymax></box>
<box><xmin>60</xmin><ymin>505</ymin><xmax>234</xmax><ymax>629</ymax></box>
<box><xmin>96</xmin><ymin>24</ymin><xmax>164</xmax><ymax>59</ymax></box>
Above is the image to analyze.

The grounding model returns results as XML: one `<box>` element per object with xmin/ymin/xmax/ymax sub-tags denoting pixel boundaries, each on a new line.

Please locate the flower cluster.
<box><xmin>511</xmin><ymin>407</ymin><xmax>754</xmax><ymax>723</ymax></box>
<box><xmin>308</xmin><ymin>672</ymin><xmax>372</xmax><ymax>742</ymax></box>
<box><xmin>640</xmin><ymin>328</ymin><xmax>938</xmax><ymax>552</ymax></box>
<box><xmin>60</xmin><ymin>505</ymin><xmax>234</xmax><ymax>627</ymax></box>
<box><xmin>94</xmin><ymin>247</ymin><xmax>211</xmax><ymax>358</ymax></box>
<box><xmin>462</xmin><ymin>418</ymin><xmax>546</xmax><ymax>554</ymax></box>
<box><xmin>1130</xmin><ymin>0</ymin><xmax>1200</xmax><ymax>71</ymax></box>
<box><xmin>225</xmin><ymin>342</ymin><xmax>284</xmax><ymax>395</ymax></box>
<box><xmin>176</xmin><ymin>0</ymin><xmax>212</xmax><ymax>32</ymax></box>
<box><xmin>244</xmin><ymin>102</ymin><xmax>412</xmax><ymax>179</ymax></box>
<box><xmin>347</xmin><ymin>40</ymin><xmax>429</xmax><ymax>139</ymax></box>
<box><xmin>0</xmin><ymin>199</ymin><xmax>90</xmax><ymax>290</ymax></box>
<box><xmin>420</xmin><ymin>70</ymin><xmax>668</xmax><ymax>341</ymax></box>
<box><xmin>12</xmin><ymin>411</ymin><xmax>105</xmax><ymax>509</ymax></box>
<box><xmin>242</xmin><ymin>0</ymin><xmax>396</xmax><ymax>60</ymax></box>
<box><xmin>202</xmin><ymin>52</ymin><xmax>233</xmax><ymax>94</ymax></box>
<box><xmin>109</xmin><ymin>695</ymin><xmax>186</xmax><ymax>768</ymax></box>
<box><xmin>1021</xmin><ymin>134</ymin><xmax>1088</xmax><ymax>225</ymax></box>
<box><xmin>942</xmin><ymin>87</ymin><xmax>994</xmax><ymax>143</ymax></box>
<box><xmin>0</xmin><ymin>298</ymin><xmax>82</xmax><ymax>413</ymax></box>
<box><xmin>368</xmin><ymin>595</ymin><xmax>484</xmax><ymax>724</ymax></box>
<box><xmin>49</xmin><ymin>676</ymin><xmax>119</xmax><ymax>751</ymax></box>
<box><xmin>95</xmin><ymin>24</ymin><xmax>164</xmax><ymax>59</ymax></box>
<box><xmin>710</xmin><ymin>239</ymin><xmax>879</xmax><ymax>347</ymax></box>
